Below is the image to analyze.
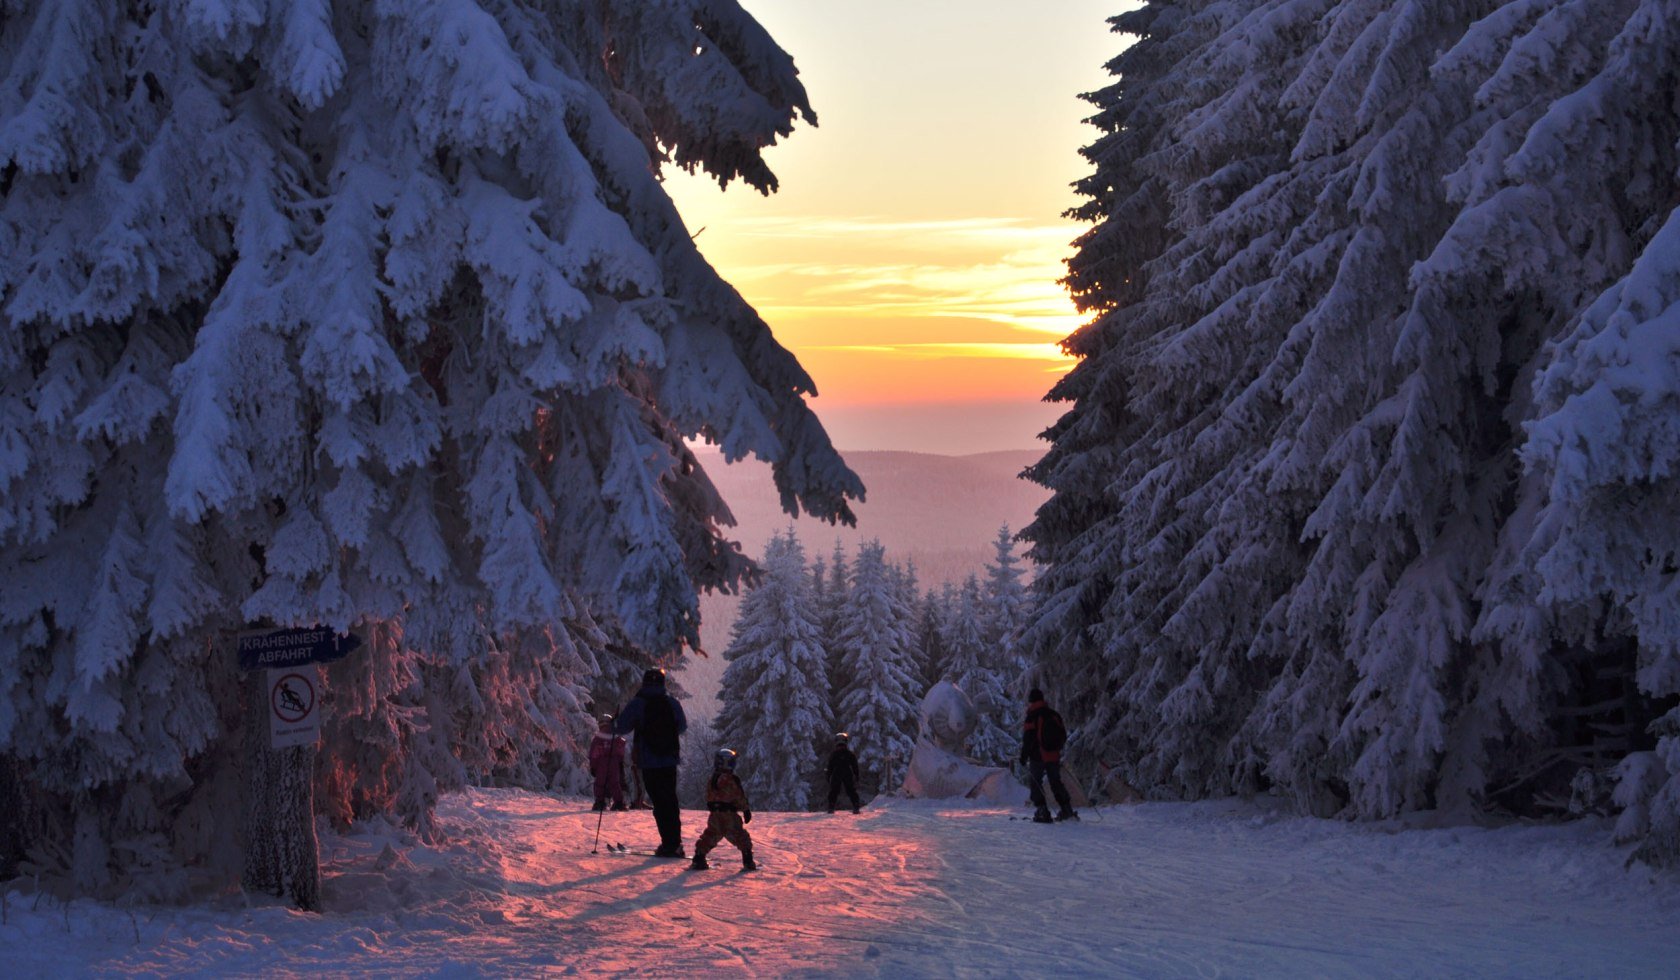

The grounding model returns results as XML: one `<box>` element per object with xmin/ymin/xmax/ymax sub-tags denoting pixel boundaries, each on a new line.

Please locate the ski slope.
<box><xmin>7</xmin><ymin>789</ymin><xmax>1678</xmax><ymax>977</ymax></box>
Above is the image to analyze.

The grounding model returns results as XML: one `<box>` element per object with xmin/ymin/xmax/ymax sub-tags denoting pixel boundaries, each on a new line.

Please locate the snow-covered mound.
<box><xmin>904</xmin><ymin>681</ymin><xmax>1025</xmax><ymax>803</ymax></box>
<box><xmin>5</xmin><ymin>789</ymin><xmax>1678</xmax><ymax>976</ymax></box>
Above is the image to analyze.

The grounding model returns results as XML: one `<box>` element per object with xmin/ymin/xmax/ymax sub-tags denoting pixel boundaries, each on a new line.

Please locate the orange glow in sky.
<box><xmin>667</xmin><ymin>1</ymin><xmax>1123</xmax><ymax>453</ymax></box>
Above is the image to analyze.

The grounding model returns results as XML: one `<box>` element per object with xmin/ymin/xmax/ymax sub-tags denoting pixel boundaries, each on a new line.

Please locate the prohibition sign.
<box><xmin>271</xmin><ymin>672</ymin><xmax>315</xmax><ymax>724</ymax></box>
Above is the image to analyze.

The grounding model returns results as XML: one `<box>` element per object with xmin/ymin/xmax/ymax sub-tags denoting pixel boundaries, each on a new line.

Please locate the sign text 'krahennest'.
<box><xmin>237</xmin><ymin>627</ymin><xmax>362</xmax><ymax>672</ymax></box>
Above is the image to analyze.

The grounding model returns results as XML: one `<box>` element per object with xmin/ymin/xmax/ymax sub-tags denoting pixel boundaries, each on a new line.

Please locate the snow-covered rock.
<box><xmin>904</xmin><ymin>681</ymin><xmax>1026</xmax><ymax>803</ymax></box>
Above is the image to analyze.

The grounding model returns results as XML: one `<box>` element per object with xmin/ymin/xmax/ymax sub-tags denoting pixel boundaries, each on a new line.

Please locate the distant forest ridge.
<box><xmin>692</xmin><ymin>447</ymin><xmax>1047</xmax><ymax>564</ymax></box>
<box><xmin>679</xmin><ymin>448</ymin><xmax>1049</xmax><ymax>720</ymax></box>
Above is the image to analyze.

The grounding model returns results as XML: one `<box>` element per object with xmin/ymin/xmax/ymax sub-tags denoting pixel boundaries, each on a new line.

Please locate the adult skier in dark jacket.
<box><xmin>1021</xmin><ymin>688</ymin><xmax>1076</xmax><ymax>823</ymax></box>
<box><xmin>825</xmin><ymin>732</ymin><xmax>862</xmax><ymax>814</ymax></box>
<box><xmin>615</xmin><ymin>668</ymin><xmax>688</xmax><ymax>856</ymax></box>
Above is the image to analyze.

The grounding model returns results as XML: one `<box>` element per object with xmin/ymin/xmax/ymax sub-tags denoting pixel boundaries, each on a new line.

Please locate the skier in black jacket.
<box><xmin>615</xmin><ymin>668</ymin><xmax>688</xmax><ymax>856</ymax></box>
<box><xmin>825</xmin><ymin>732</ymin><xmax>862</xmax><ymax>814</ymax></box>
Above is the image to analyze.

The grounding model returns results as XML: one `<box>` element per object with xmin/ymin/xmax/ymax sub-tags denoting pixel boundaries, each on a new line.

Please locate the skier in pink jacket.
<box><xmin>589</xmin><ymin>714</ymin><xmax>628</xmax><ymax>811</ymax></box>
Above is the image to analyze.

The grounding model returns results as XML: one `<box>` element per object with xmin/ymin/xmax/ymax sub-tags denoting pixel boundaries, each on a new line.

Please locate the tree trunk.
<box><xmin>0</xmin><ymin>755</ymin><xmax>38</xmax><ymax>880</ymax></box>
<box><xmin>242</xmin><ymin>671</ymin><xmax>321</xmax><ymax>912</ymax></box>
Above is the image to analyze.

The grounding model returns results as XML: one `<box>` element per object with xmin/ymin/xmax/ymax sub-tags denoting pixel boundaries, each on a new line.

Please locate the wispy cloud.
<box><xmin>718</xmin><ymin>215</ymin><xmax>1073</xmax><ymax>241</ymax></box>
<box><xmin>808</xmin><ymin>340</ymin><xmax>1070</xmax><ymax>363</ymax></box>
<box><xmin>711</xmin><ymin>214</ymin><xmax>1085</xmax><ymax>343</ymax></box>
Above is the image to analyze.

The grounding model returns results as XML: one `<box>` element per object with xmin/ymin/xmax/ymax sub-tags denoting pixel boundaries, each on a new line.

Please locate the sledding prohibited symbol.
<box><xmin>268</xmin><ymin>668</ymin><xmax>320</xmax><ymax>749</ymax></box>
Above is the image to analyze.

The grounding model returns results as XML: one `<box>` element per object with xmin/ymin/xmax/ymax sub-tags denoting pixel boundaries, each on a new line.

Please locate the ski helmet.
<box><xmin>642</xmin><ymin>667</ymin><xmax>667</xmax><ymax>687</ymax></box>
<box><xmin>714</xmin><ymin>748</ymin><xmax>739</xmax><ymax>770</ymax></box>
<box><xmin>834</xmin><ymin>732</ymin><xmax>850</xmax><ymax>743</ymax></box>
<box><xmin>598</xmin><ymin>713</ymin><xmax>614</xmax><ymax>726</ymax></box>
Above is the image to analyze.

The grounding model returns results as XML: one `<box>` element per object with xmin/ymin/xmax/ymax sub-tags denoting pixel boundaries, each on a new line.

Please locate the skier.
<box><xmin>615</xmin><ymin>668</ymin><xmax>688</xmax><ymax>857</ymax></box>
<box><xmin>825</xmin><ymin>732</ymin><xmax>862</xmax><ymax>814</ymax></box>
<box><xmin>588</xmin><ymin>714</ymin><xmax>628</xmax><ymax>811</ymax></box>
<box><xmin>1020</xmin><ymin>688</ymin><xmax>1076</xmax><ymax>823</ymax></box>
<box><xmin>690</xmin><ymin>749</ymin><xmax>756</xmax><ymax>871</ymax></box>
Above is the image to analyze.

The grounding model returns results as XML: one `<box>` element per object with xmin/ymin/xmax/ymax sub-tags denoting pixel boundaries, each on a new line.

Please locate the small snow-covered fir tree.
<box><xmin>916</xmin><ymin>588</ymin><xmax>950</xmax><ymax>696</ymax></box>
<box><xmin>715</xmin><ymin>530</ymin><xmax>831</xmax><ymax>810</ymax></box>
<box><xmin>835</xmin><ymin>541</ymin><xmax>919</xmax><ymax>788</ymax></box>
<box><xmin>983</xmin><ymin>525</ymin><xmax>1031</xmax><ymax>693</ymax></box>
<box><xmin>820</xmin><ymin>539</ymin><xmax>852</xmax><ymax>723</ymax></box>
<box><xmin>943</xmin><ymin>576</ymin><xmax>1013</xmax><ymax>765</ymax></box>
<box><xmin>0</xmin><ymin>0</ymin><xmax>860</xmax><ymax>892</ymax></box>
<box><xmin>894</xmin><ymin>558</ymin><xmax>928</xmax><ymax>698</ymax></box>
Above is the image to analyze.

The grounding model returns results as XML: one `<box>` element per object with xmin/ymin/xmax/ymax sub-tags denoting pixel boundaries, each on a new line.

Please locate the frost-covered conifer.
<box><xmin>835</xmin><ymin>541</ymin><xmax>919</xmax><ymax>787</ymax></box>
<box><xmin>0</xmin><ymin>0</ymin><xmax>859</xmax><ymax>891</ymax></box>
<box><xmin>810</xmin><ymin>554</ymin><xmax>828</xmax><ymax>615</ymax></box>
<box><xmin>893</xmin><ymin>558</ymin><xmax>927</xmax><ymax>697</ymax></box>
<box><xmin>916</xmin><ymin>589</ymin><xmax>950</xmax><ymax>695</ymax></box>
<box><xmin>1033</xmin><ymin>0</ymin><xmax>1680</xmax><ymax>859</ymax></box>
<box><xmin>983</xmin><ymin>525</ymin><xmax>1031</xmax><ymax>692</ymax></box>
<box><xmin>715</xmin><ymin>530</ymin><xmax>830</xmax><ymax>810</ymax></box>
<box><xmin>820</xmin><ymin>539</ymin><xmax>852</xmax><ymax>721</ymax></box>
<box><xmin>943</xmin><ymin>576</ymin><xmax>1013</xmax><ymax>765</ymax></box>
<box><xmin>1471</xmin><ymin>0</ymin><xmax>1680</xmax><ymax>863</ymax></box>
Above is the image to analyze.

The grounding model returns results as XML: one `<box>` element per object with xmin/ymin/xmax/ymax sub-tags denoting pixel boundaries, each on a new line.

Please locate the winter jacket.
<box><xmin>614</xmin><ymin>684</ymin><xmax>688</xmax><ymax>769</ymax></box>
<box><xmin>826</xmin><ymin>746</ymin><xmax>860</xmax><ymax>782</ymax></box>
<box><xmin>589</xmin><ymin>730</ymin><xmax>627</xmax><ymax>775</ymax></box>
<box><xmin>1021</xmin><ymin>700</ymin><xmax>1062</xmax><ymax>764</ymax></box>
<box><xmin>706</xmin><ymin>770</ymin><xmax>751</xmax><ymax>812</ymax></box>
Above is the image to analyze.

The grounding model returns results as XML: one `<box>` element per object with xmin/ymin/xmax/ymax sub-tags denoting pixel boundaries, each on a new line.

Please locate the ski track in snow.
<box><xmin>5</xmin><ymin>789</ymin><xmax>1679</xmax><ymax>978</ymax></box>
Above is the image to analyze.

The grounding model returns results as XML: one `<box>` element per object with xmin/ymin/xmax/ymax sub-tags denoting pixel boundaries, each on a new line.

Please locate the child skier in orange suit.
<box><xmin>689</xmin><ymin>749</ymin><xmax>756</xmax><ymax>871</ymax></box>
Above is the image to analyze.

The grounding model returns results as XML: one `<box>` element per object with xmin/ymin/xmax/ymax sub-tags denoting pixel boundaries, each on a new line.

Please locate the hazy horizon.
<box><xmin>693</xmin><ymin>398</ymin><xmax>1064</xmax><ymax>458</ymax></box>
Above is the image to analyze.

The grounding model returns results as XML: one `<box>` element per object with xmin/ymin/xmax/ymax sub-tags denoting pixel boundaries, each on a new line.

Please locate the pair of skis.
<box><xmin>1011</xmin><ymin>764</ymin><xmax>1106</xmax><ymax>822</ymax></box>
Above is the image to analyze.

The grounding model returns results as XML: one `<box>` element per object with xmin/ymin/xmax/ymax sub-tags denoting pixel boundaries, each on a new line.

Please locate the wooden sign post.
<box><xmin>236</xmin><ymin>627</ymin><xmax>361</xmax><ymax>913</ymax></box>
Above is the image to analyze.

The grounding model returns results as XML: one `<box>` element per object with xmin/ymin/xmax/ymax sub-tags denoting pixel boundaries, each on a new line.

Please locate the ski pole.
<box><xmin>591</xmin><ymin>806</ymin><xmax>605</xmax><ymax>853</ymax></box>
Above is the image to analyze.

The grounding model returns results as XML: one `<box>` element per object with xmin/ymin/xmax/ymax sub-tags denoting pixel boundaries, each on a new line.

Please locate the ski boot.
<box><xmin>1056</xmin><ymin>807</ymin><xmax>1079</xmax><ymax>822</ymax></box>
<box><xmin>591</xmin><ymin>799</ymin><xmax>607</xmax><ymax>812</ymax></box>
<box><xmin>1032</xmin><ymin>806</ymin><xmax>1054</xmax><ymax>824</ymax></box>
<box><xmin>851</xmin><ymin>805</ymin><xmax>861</xmax><ymax>814</ymax></box>
<box><xmin>741</xmin><ymin>854</ymin><xmax>758</xmax><ymax>872</ymax></box>
<box><xmin>688</xmin><ymin>855</ymin><xmax>709</xmax><ymax>871</ymax></box>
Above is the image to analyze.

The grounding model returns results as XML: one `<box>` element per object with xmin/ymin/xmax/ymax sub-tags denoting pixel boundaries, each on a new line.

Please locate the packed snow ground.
<box><xmin>7</xmin><ymin>789</ymin><xmax>1679</xmax><ymax>977</ymax></box>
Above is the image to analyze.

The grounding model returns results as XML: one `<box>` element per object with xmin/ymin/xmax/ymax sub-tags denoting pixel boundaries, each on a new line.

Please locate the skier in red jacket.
<box><xmin>589</xmin><ymin>714</ymin><xmax>628</xmax><ymax>811</ymax></box>
<box><xmin>1021</xmin><ymin>689</ymin><xmax>1076</xmax><ymax>823</ymax></box>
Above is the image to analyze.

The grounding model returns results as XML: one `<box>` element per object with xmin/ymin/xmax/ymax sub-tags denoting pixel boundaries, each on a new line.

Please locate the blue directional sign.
<box><xmin>237</xmin><ymin>627</ymin><xmax>363</xmax><ymax>671</ymax></box>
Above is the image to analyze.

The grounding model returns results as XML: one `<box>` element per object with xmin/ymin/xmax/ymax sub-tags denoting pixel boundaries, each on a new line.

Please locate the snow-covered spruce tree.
<box><xmin>1031</xmin><ymin>0</ymin><xmax>1680</xmax><ymax>859</ymax></box>
<box><xmin>1231</xmin><ymin>0</ymin><xmax>1519</xmax><ymax>820</ymax></box>
<box><xmin>1023</xmin><ymin>0</ymin><xmax>1224</xmax><ymax>739</ymax></box>
<box><xmin>715</xmin><ymin>529</ymin><xmax>830</xmax><ymax>810</ymax></box>
<box><xmin>894</xmin><ymin>558</ymin><xmax>927</xmax><ymax>698</ymax></box>
<box><xmin>0</xmin><ymin>1</ymin><xmax>860</xmax><ymax>892</ymax></box>
<box><xmin>915</xmin><ymin>587</ymin><xmax>950</xmax><ymax>695</ymax></box>
<box><xmin>810</xmin><ymin>553</ymin><xmax>828</xmax><ymax>618</ymax></box>
<box><xmin>820</xmin><ymin>538</ymin><xmax>852</xmax><ymax>724</ymax></box>
<box><xmin>1029</xmin><ymin>0</ymin><xmax>1330</xmax><ymax>801</ymax></box>
<box><xmin>835</xmin><ymin>541</ymin><xmax>919</xmax><ymax>789</ymax></box>
<box><xmin>983</xmin><ymin>525</ymin><xmax>1031</xmax><ymax>694</ymax></box>
<box><xmin>1463</xmin><ymin>0</ymin><xmax>1680</xmax><ymax>864</ymax></box>
<box><xmin>677</xmin><ymin>714</ymin><xmax>724</xmax><ymax>810</ymax></box>
<box><xmin>942</xmin><ymin>576</ymin><xmax>1013</xmax><ymax>765</ymax></box>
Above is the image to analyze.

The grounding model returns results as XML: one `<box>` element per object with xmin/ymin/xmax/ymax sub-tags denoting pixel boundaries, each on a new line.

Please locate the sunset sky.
<box><xmin>668</xmin><ymin>0</ymin><xmax>1123</xmax><ymax>455</ymax></box>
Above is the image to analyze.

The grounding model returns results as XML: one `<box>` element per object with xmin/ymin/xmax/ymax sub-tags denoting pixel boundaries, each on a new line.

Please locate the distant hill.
<box><xmin>677</xmin><ymin>448</ymin><xmax>1049</xmax><ymax>721</ymax></box>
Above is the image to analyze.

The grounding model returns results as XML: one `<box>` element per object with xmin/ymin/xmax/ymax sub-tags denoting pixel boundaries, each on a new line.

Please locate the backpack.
<box><xmin>640</xmin><ymin>693</ymin><xmax>679</xmax><ymax>757</ymax></box>
<box><xmin>1039</xmin><ymin>709</ymin><xmax>1067</xmax><ymax>753</ymax></box>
